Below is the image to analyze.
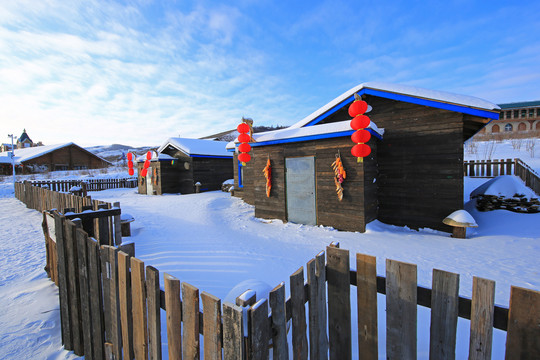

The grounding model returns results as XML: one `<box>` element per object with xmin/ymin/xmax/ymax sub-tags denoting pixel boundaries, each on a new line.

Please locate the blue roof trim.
<box><xmin>189</xmin><ymin>154</ymin><xmax>232</xmax><ymax>159</ymax></box>
<box><xmin>249</xmin><ymin>128</ymin><xmax>381</xmax><ymax>148</ymax></box>
<box><xmin>305</xmin><ymin>88</ymin><xmax>499</xmax><ymax>127</ymax></box>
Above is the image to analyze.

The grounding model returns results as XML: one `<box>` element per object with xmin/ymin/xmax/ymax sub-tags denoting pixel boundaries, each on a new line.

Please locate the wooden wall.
<box><xmin>364</xmin><ymin>96</ymin><xmax>465</xmax><ymax>232</ymax></box>
<box><xmin>246</xmin><ymin>136</ymin><xmax>378</xmax><ymax>232</ymax></box>
<box><xmin>21</xmin><ymin>144</ymin><xmax>110</xmax><ymax>172</ymax></box>
<box><xmin>192</xmin><ymin>157</ymin><xmax>233</xmax><ymax>192</ymax></box>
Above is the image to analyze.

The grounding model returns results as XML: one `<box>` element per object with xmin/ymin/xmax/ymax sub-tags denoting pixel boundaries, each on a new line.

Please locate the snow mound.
<box><xmin>470</xmin><ymin>175</ymin><xmax>538</xmax><ymax>199</ymax></box>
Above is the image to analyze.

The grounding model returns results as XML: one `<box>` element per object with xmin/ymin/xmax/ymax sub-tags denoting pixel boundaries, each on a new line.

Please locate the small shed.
<box><xmin>227</xmin><ymin>82</ymin><xmax>500</xmax><ymax>232</ymax></box>
<box><xmin>138</xmin><ymin>138</ymin><xmax>233</xmax><ymax>195</ymax></box>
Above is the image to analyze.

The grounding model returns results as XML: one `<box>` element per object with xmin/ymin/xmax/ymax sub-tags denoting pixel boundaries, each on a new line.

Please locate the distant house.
<box><xmin>138</xmin><ymin>138</ymin><xmax>233</xmax><ymax>195</ymax></box>
<box><xmin>478</xmin><ymin>100</ymin><xmax>540</xmax><ymax>137</ymax></box>
<box><xmin>0</xmin><ymin>142</ymin><xmax>111</xmax><ymax>175</ymax></box>
<box><xmin>227</xmin><ymin>82</ymin><xmax>500</xmax><ymax>233</ymax></box>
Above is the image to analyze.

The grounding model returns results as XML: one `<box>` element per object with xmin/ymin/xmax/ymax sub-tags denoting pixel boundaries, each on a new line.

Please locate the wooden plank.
<box><xmin>118</xmin><ymin>251</ymin><xmax>134</xmax><ymax>360</ymax></box>
<box><xmin>327</xmin><ymin>246</ymin><xmax>351</xmax><ymax>360</ymax></box>
<box><xmin>100</xmin><ymin>245</ymin><xmax>122</xmax><ymax>360</ymax></box>
<box><xmin>223</xmin><ymin>302</ymin><xmax>244</xmax><ymax>360</ymax></box>
<box><xmin>182</xmin><ymin>282</ymin><xmax>200</xmax><ymax>359</ymax></box>
<box><xmin>76</xmin><ymin>228</ymin><xmax>93</xmax><ymax>360</ymax></box>
<box><xmin>113</xmin><ymin>201</ymin><xmax>122</xmax><ymax>246</ymax></box>
<box><xmin>64</xmin><ymin>219</ymin><xmax>84</xmax><ymax>355</ymax></box>
<box><xmin>201</xmin><ymin>291</ymin><xmax>222</xmax><ymax>360</ymax></box>
<box><xmin>249</xmin><ymin>299</ymin><xmax>270</xmax><ymax>360</ymax></box>
<box><xmin>386</xmin><ymin>259</ymin><xmax>417</xmax><ymax>360</ymax></box>
<box><xmin>505</xmin><ymin>286</ymin><xmax>540</xmax><ymax>359</ymax></box>
<box><xmin>164</xmin><ymin>273</ymin><xmax>181</xmax><ymax>360</ymax></box>
<box><xmin>356</xmin><ymin>253</ymin><xmax>378</xmax><ymax>360</ymax></box>
<box><xmin>269</xmin><ymin>282</ymin><xmax>289</xmax><ymax>360</ymax></box>
<box><xmin>307</xmin><ymin>252</ymin><xmax>328</xmax><ymax>360</ymax></box>
<box><xmin>290</xmin><ymin>266</ymin><xmax>308</xmax><ymax>360</ymax></box>
<box><xmin>429</xmin><ymin>269</ymin><xmax>459</xmax><ymax>360</ymax></box>
<box><xmin>146</xmin><ymin>266</ymin><xmax>162</xmax><ymax>360</ymax></box>
<box><xmin>131</xmin><ymin>257</ymin><xmax>148</xmax><ymax>360</ymax></box>
<box><xmin>468</xmin><ymin>277</ymin><xmax>495</xmax><ymax>360</ymax></box>
<box><xmin>87</xmin><ymin>238</ymin><xmax>105</xmax><ymax>359</ymax></box>
<box><xmin>54</xmin><ymin>213</ymin><xmax>72</xmax><ymax>349</ymax></box>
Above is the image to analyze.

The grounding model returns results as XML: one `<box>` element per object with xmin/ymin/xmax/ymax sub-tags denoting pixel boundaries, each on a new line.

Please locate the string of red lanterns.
<box><xmin>141</xmin><ymin>151</ymin><xmax>152</xmax><ymax>177</ymax></box>
<box><xmin>349</xmin><ymin>93</ymin><xmax>372</xmax><ymax>162</ymax></box>
<box><xmin>127</xmin><ymin>152</ymin><xmax>135</xmax><ymax>176</ymax></box>
<box><xmin>237</xmin><ymin>122</ymin><xmax>252</xmax><ymax>165</ymax></box>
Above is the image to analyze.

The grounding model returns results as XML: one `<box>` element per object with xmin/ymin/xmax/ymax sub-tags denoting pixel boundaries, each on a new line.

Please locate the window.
<box><xmin>505</xmin><ymin>111</ymin><xmax>511</xmax><ymax>119</ymax></box>
<box><xmin>504</xmin><ymin>123</ymin><xmax>513</xmax><ymax>132</ymax></box>
<box><xmin>514</xmin><ymin>110</ymin><xmax>519</xmax><ymax>118</ymax></box>
<box><xmin>529</xmin><ymin>109</ymin><xmax>534</xmax><ymax>117</ymax></box>
<box><xmin>521</xmin><ymin>110</ymin><xmax>527</xmax><ymax>118</ymax></box>
<box><xmin>518</xmin><ymin>123</ymin><xmax>527</xmax><ymax>131</ymax></box>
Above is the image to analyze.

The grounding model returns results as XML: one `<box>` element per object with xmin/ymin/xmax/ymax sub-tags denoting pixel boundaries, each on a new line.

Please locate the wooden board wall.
<box><xmin>364</xmin><ymin>96</ymin><xmax>464</xmax><ymax>232</ymax></box>
<box><xmin>249</xmin><ymin>136</ymin><xmax>378</xmax><ymax>232</ymax></box>
<box><xmin>22</xmin><ymin>144</ymin><xmax>110</xmax><ymax>171</ymax></box>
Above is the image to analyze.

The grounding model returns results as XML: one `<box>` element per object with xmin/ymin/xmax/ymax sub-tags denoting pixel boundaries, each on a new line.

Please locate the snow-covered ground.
<box><xmin>1</xmin><ymin>138</ymin><xmax>539</xmax><ymax>359</ymax></box>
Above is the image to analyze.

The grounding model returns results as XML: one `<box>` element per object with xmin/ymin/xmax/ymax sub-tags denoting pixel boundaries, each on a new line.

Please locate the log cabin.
<box><xmin>227</xmin><ymin>82</ymin><xmax>500</xmax><ymax>232</ymax></box>
<box><xmin>138</xmin><ymin>138</ymin><xmax>233</xmax><ymax>195</ymax></box>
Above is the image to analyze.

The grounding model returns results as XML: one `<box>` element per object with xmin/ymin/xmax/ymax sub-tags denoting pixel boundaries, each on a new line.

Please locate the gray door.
<box><xmin>286</xmin><ymin>156</ymin><xmax>316</xmax><ymax>225</ymax></box>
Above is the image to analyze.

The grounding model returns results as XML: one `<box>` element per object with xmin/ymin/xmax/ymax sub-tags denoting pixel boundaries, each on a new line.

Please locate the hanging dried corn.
<box><xmin>262</xmin><ymin>156</ymin><xmax>272</xmax><ymax>197</ymax></box>
<box><xmin>331</xmin><ymin>151</ymin><xmax>346</xmax><ymax>201</ymax></box>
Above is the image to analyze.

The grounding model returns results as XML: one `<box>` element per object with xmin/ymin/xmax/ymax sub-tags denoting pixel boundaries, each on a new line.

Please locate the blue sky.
<box><xmin>1</xmin><ymin>0</ymin><xmax>539</xmax><ymax>147</ymax></box>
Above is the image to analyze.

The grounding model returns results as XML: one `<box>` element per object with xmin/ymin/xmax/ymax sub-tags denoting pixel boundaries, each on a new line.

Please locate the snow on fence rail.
<box><xmin>464</xmin><ymin>158</ymin><xmax>540</xmax><ymax>195</ymax></box>
<box><xmin>29</xmin><ymin>177</ymin><xmax>137</xmax><ymax>193</ymax></box>
<box><xmin>15</xmin><ymin>182</ymin><xmax>540</xmax><ymax>359</ymax></box>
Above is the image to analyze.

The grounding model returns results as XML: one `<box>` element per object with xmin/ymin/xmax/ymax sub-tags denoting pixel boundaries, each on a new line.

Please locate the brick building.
<box><xmin>480</xmin><ymin>100</ymin><xmax>540</xmax><ymax>136</ymax></box>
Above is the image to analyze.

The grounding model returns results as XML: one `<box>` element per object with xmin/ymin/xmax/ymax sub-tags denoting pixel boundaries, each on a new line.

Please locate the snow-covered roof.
<box><xmin>226</xmin><ymin>120</ymin><xmax>383</xmax><ymax>149</ymax></box>
<box><xmin>289</xmin><ymin>81</ymin><xmax>500</xmax><ymax>130</ymax></box>
<box><xmin>158</xmin><ymin>138</ymin><xmax>232</xmax><ymax>158</ymax></box>
<box><xmin>0</xmin><ymin>143</ymin><xmax>78</xmax><ymax>164</ymax></box>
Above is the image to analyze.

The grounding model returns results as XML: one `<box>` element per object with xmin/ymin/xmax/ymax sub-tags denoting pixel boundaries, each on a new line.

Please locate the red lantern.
<box><xmin>146</xmin><ymin>151</ymin><xmax>152</xmax><ymax>160</ymax></box>
<box><xmin>351</xmin><ymin>144</ymin><xmax>371</xmax><ymax>158</ymax></box>
<box><xmin>238</xmin><ymin>143</ymin><xmax>251</xmax><ymax>153</ymax></box>
<box><xmin>238</xmin><ymin>153</ymin><xmax>251</xmax><ymax>163</ymax></box>
<box><xmin>128</xmin><ymin>168</ymin><xmax>134</xmax><ymax>176</ymax></box>
<box><xmin>348</xmin><ymin>100</ymin><xmax>368</xmax><ymax>117</ymax></box>
<box><xmin>351</xmin><ymin>130</ymin><xmax>371</xmax><ymax>144</ymax></box>
<box><xmin>127</xmin><ymin>160</ymin><xmax>134</xmax><ymax>168</ymax></box>
<box><xmin>350</xmin><ymin>115</ymin><xmax>370</xmax><ymax>130</ymax></box>
<box><xmin>237</xmin><ymin>123</ymin><xmax>250</xmax><ymax>133</ymax></box>
<box><xmin>144</xmin><ymin>160</ymin><xmax>150</xmax><ymax>168</ymax></box>
<box><xmin>127</xmin><ymin>152</ymin><xmax>133</xmax><ymax>161</ymax></box>
<box><xmin>141</xmin><ymin>168</ymin><xmax>148</xmax><ymax>177</ymax></box>
<box><xmin>238</xmin><ymin>133</ymin><xmax>250</xmax><ymax>143</ymax></box>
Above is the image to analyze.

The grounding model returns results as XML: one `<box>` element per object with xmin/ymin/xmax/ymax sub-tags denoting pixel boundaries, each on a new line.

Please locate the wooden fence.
<box><xmin>16</xmin><ymin>182</ymin><xmax>540</xmax><ymax>359</ymax></box>
<box><xmin>29</xmin><ymin>178</ymin><xmax>137</xmax><ymax>193</ymax></box>
<box><xmin>464</xmin><ymin>158</ymin><xmax>540</xmax><ymax>195</ymax></box>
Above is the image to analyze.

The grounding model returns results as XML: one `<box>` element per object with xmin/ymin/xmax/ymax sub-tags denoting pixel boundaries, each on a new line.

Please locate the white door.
<box><xmin>286</xmin><ymin>156</ymin><xmax>316</xmax><ymax>225</ymax></box>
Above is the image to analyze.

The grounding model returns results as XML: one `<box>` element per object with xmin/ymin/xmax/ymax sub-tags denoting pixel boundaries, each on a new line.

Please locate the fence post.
<box><xmin>54</xmin><ymin>212</ymin><xmax>72</xmax><ymax>349</ymax></box>
<box><xmin>468</xmin><ymin>277</ymin><xmax>495</xmax><ymax>360</ymax></box>
<box><xmin>113</xmin><ymin>201</ymin><xmax>122</xmax><ymax>246</ymax></box>
<box><xmin>429</xmin><ymin>269</ymin><xmax>460</xmax><ymax>360</ymax></box>
<box><xmin>386</xmin><ymin>259</ymin><xmax>417</xmax><ymax>360</ymax></box>
<box><xmin>64</xmin><ymin>219</ymin><xmax>84</xmax><ymax>356</ymax></box>
<box><xmin>249</xmin><ymin>299</ymin><xmax>270</xmax><ymax>360</ymax></box>
<box><xmin>118</xmin><ymin>251</ymin><xmax>134</xmax><ymax>360</ymax></box>
<box><xmin>182</xmin><ymin>282</ymin><xmax>200</xmax><ymax>359</ymax></box>
<box><xmin>164</xmin><ymin>273</ymin><xmax>181</xmax><ymax>360</ymax></box>
<box><xmin>307</xmin><ymin>251</ymin><xmax>328</xmax><ymax>360</ymax></box>
<box><xmin>327</xmin><ymin>245</ymin><xmax>351</xmax><ymax>360</ymax></box>
<box><xmin>147</xmin><ymin>266</ymin><xmax>162</xmax><ymax>360</ymax></box>
<box><xmin>87</xmin><ymin>238</ymin><xmax>105</xmax><ymax>359</ymax></box>
<box><xmin>101</xmin><ymin>245</ymin><xmax>122</xmax><ymax>360</ymax></box>
<box><xmin>131</xmin><ymin>257</ymin><xmax>148</xmax><ymax>360</ymax></box>
<box><xmin>290</xmin><ymin>267</ymin><xmax>308</xmax><ymax>360</ymax></box>
<box><xmin>269</xmin><ymin>282</ymin><xmax>288</xmax><ymax>360</ymax></box>
<box><xmin>356</xmin><ymin>253</ymin><xmax>378</xmax><ymax>360</ymax></box>
<box><xmin>223</xmin><ymin>302</ymin><xmax>244</xmax><ymax>360</ymax></box>
<box><xmin>76</xmin><ymin>228</ymin><xmax>94</xmax><ymax>360</ymax></box>
<box><xmin>505</xmin><ymin>286</ymin><xmax>540</xmax><ymax>359</ymax></box>
<box><xmin>201</xmin><ymin>291</ymin><xmax>223</xmax><ymax>360</ymax></box>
